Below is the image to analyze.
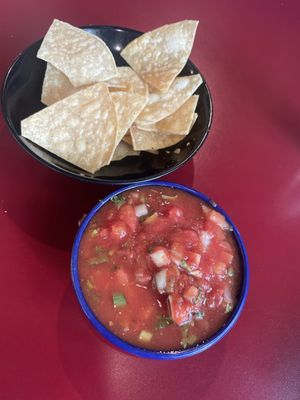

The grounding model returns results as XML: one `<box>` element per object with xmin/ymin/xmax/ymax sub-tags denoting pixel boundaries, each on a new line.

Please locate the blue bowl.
<box><xmin>71</xmin><ymin>181</ymin><xmax>249</xmax><ymax>359</ymax></box>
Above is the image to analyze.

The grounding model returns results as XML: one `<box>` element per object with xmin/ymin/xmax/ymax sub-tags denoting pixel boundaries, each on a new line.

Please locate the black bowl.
<box><xmin>1</xmin><ymin>25</ymin><xmax>213</xmax><ymax>185</ymax></box>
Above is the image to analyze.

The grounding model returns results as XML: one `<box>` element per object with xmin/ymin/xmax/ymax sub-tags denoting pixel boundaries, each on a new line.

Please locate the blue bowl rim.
<box><xmin>71</xmin><ymin>181</ymin><xmax>249</xmax><ymax>360</ymax></box>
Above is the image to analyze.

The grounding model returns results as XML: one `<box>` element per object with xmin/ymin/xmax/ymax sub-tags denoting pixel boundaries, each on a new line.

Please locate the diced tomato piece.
<box><xmin>99</xmin><ymin>228</ymin><xmax>110</xmax><ymax>239</ymax></box>
<box><xmin>118</xmin><ymin>205</ymin><xmax>137</xmax><ymax>232</ymax></box>
<box><xmin>116</xmin><ymin>268</ymin><xmax>129</xmax><ymax>286</ymax></box>
<box><xmin>168</xmin><ymin>294</ymin><xmax>192</xmax><ymax>326</ymax></box>
<box><xmin>135</xmin><ymin>268</ymin><xmax>152</xmax><ymax>286</ymax></box>
<box><xmin>185</xmin><ymin>251</ymin><xmax>201</xmax><ymax>269</ymax></box>
<box><xmin>209</xmin><ymin>210</ymin><xmax>229</xmax><ymax>230</ymax></box>
<box><xmin>202</xmin><ymin>204</ymin><xmax>211</xmax><ymax>215</ymax></box>
<box><xmin>223</xmin><ymin>283</ymin><xmax>233</xmax><ymax>304</ymax></box>
<box><xmin>168</xmin><ymin>206</ymin><xmax>184</xmax><ymax>222</ymax></box>
<box><xmin>89</xmin><ymin>269</ymin><xmax>111</xmax><ymax>292</ymax></box>
<box><xmin>219</xmin><ymin>251</ymin><xmax>234</xmax><ymax>265</ymax></box>
<box><xmin>196</xmin><ymin>278</ymin><xmax>212</xmax><ymax>293</ymax></box>
<box><xmin>214</xmin><ymin>261</ymin><xmax>227</xmax><ymax>276</ymax></box>
<box><xmin>183</xmin><ymin>286</ymin><xmax>199</xmax><ymax>304</ymax></box>
<box><xmin>206</xmin><ymin>288</ymin><xmax>224</xmax><ymax>308</ymax></box>
<box><xmin>170</xmin><ymin>252</ymin><xmax>182</xmax><ymax>268</ymax></box>
<box><xmin>170</xmin><ymin>242</ymin><xmax>185</xmax><ymax>259</ymax></box>
<box><xmin>143</xmin><ymin>216</ymin><xmax>172</xmax><ymax>234</ymax></box>
<box><xmin>219</xmin><ymin>240</ymin><xmax>233</xmax><ymax>252</ymax></box>
<box><xmin>205</xmin><ymin>220</ymin><xmax>226</xmax><ymax>242</ymax></box>
<box><xmin>111</xmin><ymin>221</ymin><xmax>128</xmax><ymax>240</ymax></box>
<box><xmin>169</xmin><ymin>229</ymin><xmax>200</xmax><ymax>251</ymax></box>
<box><xmin>171</xmin><ymin>242</ymin><xmax>201</xmax><ymax>272</ymax></box>
<box><xmin>149</xmin><ymin>246</ymin><xmax>170</xmax><ymax>267</ymax></box>
<box><xmin>165</xmin><ymin>265</ymin><xmax>180</xmax><ymax>293</ymax></box>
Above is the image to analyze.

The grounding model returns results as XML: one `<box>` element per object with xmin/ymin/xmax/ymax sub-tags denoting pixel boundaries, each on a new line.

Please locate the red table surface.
<box><xmin>1</xmin><ymin>1</ymin><xmax>299</xmax><ymax>399</ymax></box>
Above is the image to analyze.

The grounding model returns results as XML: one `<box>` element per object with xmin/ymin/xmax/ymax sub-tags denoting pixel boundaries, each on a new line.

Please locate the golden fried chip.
<box><xmin>121</xmin><ymin>20</ymin><xmax>198</xmax><ymax>92</ymax></box>
<box><xmin>37</xmin><ymin>19</ymin><xmax>117</xmax><ymax>87</ymax></box>
<box><xmin>112</xmin><ymin>141</ymin><xmax>140</xmax><ymax>161</ymax></box>
<box><xmin>122</xmin><ymin>133</ymin><xmax>132</xmax><ymax>145</ymax></box>
<box><xmin>21</xmin><ymin>83</ymin><xmax>118</xmax><ymax>173</ymax></box>
<box><xmin>130</xmin><ymin>125</ymin><xmax>185</xmax><ymax>151</ymax></box>
<box><xmin>107</xmin><ymin>67</ymin><xmax>148</xmax><ymax>97</ymax></box>
<box><xmin>156</xmin><ymin>95</ymin><xmax>198</xmax><ymax>135</ymax></box>
<box><xmin>136</xmin><ymin>75</ymin><xmax>202</xmax><ymax>125</ymax></box>
<box><xmin>110</xmin><ymin>92</ymin><xmax>148</xmax><ymax>143</ymax></box>
<box><xmin>41</xmin><ymin>64</ymin><xmax>131</xmax><ymax>106</ymax></box>
<box><xmin>136</xmin><ymin>95</ymin><xmax>198</xmax><ymax>135</ymax></box>
<box><xmin>41</xmin><ymin>63</ymin><xmax>87</xmax><ymax>106</ymax></box>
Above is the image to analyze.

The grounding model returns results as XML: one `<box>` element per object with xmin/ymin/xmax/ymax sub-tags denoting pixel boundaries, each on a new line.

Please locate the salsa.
<box><xmin>78</xmin><ymin>186</ymin><xmax>241</xmax><ymax>351</ymax></box>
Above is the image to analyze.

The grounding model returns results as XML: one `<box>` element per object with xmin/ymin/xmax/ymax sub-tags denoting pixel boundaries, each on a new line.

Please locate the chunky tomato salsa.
<box><xmin>78</xmin><ymin>187</ymin><xmax>241</xmax><ymax>351</ymax></box>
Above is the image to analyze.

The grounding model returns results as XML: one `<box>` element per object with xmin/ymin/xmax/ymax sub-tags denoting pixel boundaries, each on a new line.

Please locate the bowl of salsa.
<box><xmin>71</xmin><ymin>181</ymin><xmax>249</xmax><ymax>359</ymax></box>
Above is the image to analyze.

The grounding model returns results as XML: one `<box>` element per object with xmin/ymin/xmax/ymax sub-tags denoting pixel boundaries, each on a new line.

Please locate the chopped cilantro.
<box><xmin>225</xmin><ymin>303</ymin><xmax>233</xmax><ymax>313</ymax></box>
<box><xmin>113</xmin><ymin>293</ymin><xmax>127</xmax><ymax>307</ymax></box>
<box><xmin>110</xmin><ymin>195</ymin><xmax>125</xmax><ymax>207</ymax></box>
<box><xmin>87</xmin><ymin>254</ymin><xmax>109</xmax><ymax>265</ymax></box>
<box><xmin>180</xmin><ymin>260</ymin><xmax>192</xmax><ymax>273</ymax></box>
<box><xmin>193</xmin><ymin>311</ymin><xmax>205</xmax><ymax>320</ymax></box>
<box><xmin>194</xmin><ymin>288</ymin><xmax>203</xmax><ymax>304</ymax></box>
<box><xmin>86</xmin><ymin>279</ymin><xmax>94</xmax><ymax>290</ymax></box>
<box><xmin>156</xmin><ymin>316</ymin><xmax>173</xmax><ymax>329</ymax></box>
<box><xmin>90</xmin><ymin>228</ymin><xmax>99</xmax><ymax>237</ymax></box>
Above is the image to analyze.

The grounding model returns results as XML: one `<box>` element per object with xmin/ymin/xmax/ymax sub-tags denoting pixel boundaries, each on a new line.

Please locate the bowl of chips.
<box><xmin>2</xmin><ymin>20</ymin><xmax>212</xmax><ymax>184</ymax></box>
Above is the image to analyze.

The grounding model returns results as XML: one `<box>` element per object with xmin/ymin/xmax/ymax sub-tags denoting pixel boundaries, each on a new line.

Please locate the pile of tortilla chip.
<box><xmin>21</xmin><ymin>19</ymin><xmax>202</xmax><ymax>174</ymax></box>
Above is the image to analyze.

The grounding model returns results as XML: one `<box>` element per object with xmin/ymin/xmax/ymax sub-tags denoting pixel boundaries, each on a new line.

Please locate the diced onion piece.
<box><xmin>139</xmin><ymin>330</ymin><xmax>153</xmax><ymax>342</ymax></box>
<box><xmin>187</xmin><ymin>334</ymin><xmax>197</xmax><ymax>346</ymax></box>
<box><xmin>200</xmin><ymin>231</ymin><xmax>213</xmax><ymax>250</ymax></box>
<box><xmin>135</xmin><ymin>268</ymin><xmax>152</xmax><ymax>285</ymax></box>
<box><xmin>190</xmin><ymin>270</ymin><xmax>202</xmax><ymax>278</ymax></box>
<box><xmin>134</xmin><ymin>203</ymin><xmax>148</xmax><ymax>218</ymax></box>
<box><xmin>209</xmin><ymin>210</ymin><xmax>229</xmax><ymax>230</ymax></box>
<box><xmin>143</xmin><ymin>212</ymin><xmax>158</xmax><ymax>224</ymax></box>
<box><xmin>214</xmin><ymin>262</ymin><xmax>227</xmax><ymax>276</ymax></box>
<box><xmin>155</xmin><ymin>269</ymin><xmax>167</xmax><ymax>293</ymax></box>
<box><xmin>225</xmin><ymin>303</ymin><xmax>233</xmax><ymax>313</ymax></box>
<box><xmin>202</xmin><ymin>205</ymin><xmax>211</xmax><ymax>215</ymax></box>
<box><xmin>150</xmin><ymin>248</ymin><xmax>170</xmax><ymax>267</ymax></box>
<box><xmin>224</xmin><ymin>285</ymin><xmax>233</xmax><ymax>304</ymax></box>
<box><xmin>161</xmin><ymin>194</ymin><xmax>178</xmax><ymax>200</ymax></box>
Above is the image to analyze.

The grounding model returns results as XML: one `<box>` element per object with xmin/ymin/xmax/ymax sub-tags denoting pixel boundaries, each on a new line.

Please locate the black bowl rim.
<box><xmin>1</xmin><ymin>25</ymin><xmax>213</xmax><ymax>185</ymax></box>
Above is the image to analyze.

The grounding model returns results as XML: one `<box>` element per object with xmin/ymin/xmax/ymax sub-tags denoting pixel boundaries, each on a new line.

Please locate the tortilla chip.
<box><xmin>110</xmin><ymin>92</ymin><xmax>148</xmax><ymax>143</ymax></box>
<box><xmin>136</xmin><ymin>95</ymin><xmax>198</xmax><ymax>135</ymax></box>
<box><xmin>130</xmin><ymin>125</ymin><xmax>185</xmax><ymax>151</ymax></box>
<box><xmin>107</xmin><ymin>67</ymin><xmax>148</xmax><ymax>97</ymax></box>
<box><xmin>121</xmin><ymin>20</ymin><xmax>198</xmax><ymax>92</ymax></box>
<box><xmin>37</xmin><ymin>19</ymin><xmax>117</xmax><ymax>87</ymax></box>
<box><xmin>41</xmin><ymin>63</ymin><xmax>85</xmax><ymax>106</ymax></box>
<box><xmin>21</xmin><ymin>83</ymin><xmax>118</xmax><ymax>173</ymax></box>
<box><xmin>191</xmin><ymin>113</ymin><xmax>198</xmax><ymax>128</ymax></box>
<box><xmin>156</xmin><ymin>95</ymin><xmax>198</xmax><ymax>135</ymax></box>
<box><xmin>122</xmin><ymin>133</ymin><xmax>132</xmax><ymax>145</ymax></box>
<box><xmin>42</xmin><ymin>64</ymin><xmax>133</xmax><ymax>106</ymax></box>
<box><xmin>112</xmin><ymin>141</ymin><xmax>140</xmax><ymax>161</ymax></box>
<box><xmin>136</xmin><ymin>74</ymin><xmax>202</xmax><ymax>125</ymax></box>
